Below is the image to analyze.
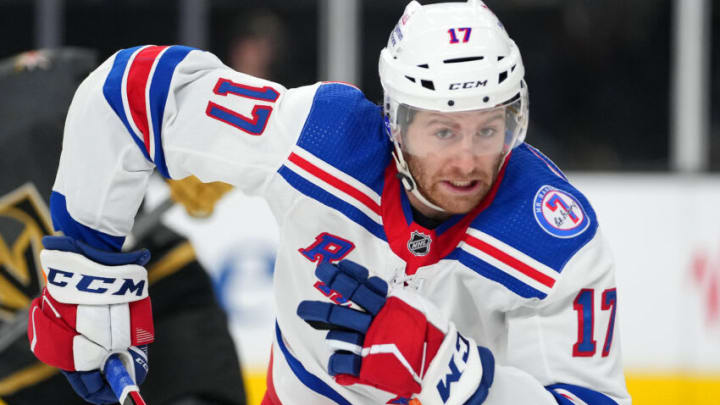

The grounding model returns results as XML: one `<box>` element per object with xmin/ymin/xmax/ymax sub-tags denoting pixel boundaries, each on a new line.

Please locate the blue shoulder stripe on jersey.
<box><xmin>468</xmin><ymin>144</ymin><xmax>598</xmax><ymax>274</ymax></box>
<box><xmin>450</xmin><ymin>248</ymin><xmax>547</xmax><ymax>299</ymax></box>
<box><xmin>295</xmin><ymin>83</ymin><xmax>389</xmax><ymax>196</ymax></box>
<box><xmin>43</xmin><ymin>236</ymin><xmax>150</xmax><ymax>266</ymax></box>
<box><xmin>49</xmin><ymin>191</ymin><xmax>125</xmax><ymax>252</ymax></box>
<box><xmin>102</xmin><ymin>46</ymin><xmax>151</xmax><ymax>162</ymax></box>
<box><xmin>147</xmin><ymin>46</ymin><xmax>194</xmax><ymax>178</ymax></box>
<box><xmin>275</xmin><ymin>323</ymin><xmax>351</xmax><ymax>405</ymax></box>
<box><xmin>546</xmin><ymin>383</ymin><xmax>619</xmax><ymax>405</ymax></box>
<box><xmin>278</xmin><ymin>165</ymin><xmax>387</xmax><ymax>241</ymax></box>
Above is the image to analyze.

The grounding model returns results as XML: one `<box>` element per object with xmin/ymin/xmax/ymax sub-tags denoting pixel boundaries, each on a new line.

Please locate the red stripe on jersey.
<box><xmin>126</xmin><ymin>46</ymin><xmax>168</xmax><ymax>154</ymax></box>
<box><xmin>288</xmin><ymin>152</ymin><xmax>381</xmax><ymax>216</ymax></box>
<box><xmin>464</xmin><ymin>234</ymin><xmax>556</xmax><ymax>288</ymax></box>
<box><xmin>129</xmin><ymin>391</ymin><xmax>147</xmax><ymax>405</ymax></box>
<box><xmin>262</xmin><ymin>348</ymin><xmax>283</xmax><ymax>405</ymax></box>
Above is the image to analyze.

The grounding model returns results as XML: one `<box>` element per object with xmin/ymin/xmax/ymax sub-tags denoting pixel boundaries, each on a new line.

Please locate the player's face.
<box><xmin>403</xmin><ymin>108</ymin><xmax>506</xmax><ymax>218</ymax></box>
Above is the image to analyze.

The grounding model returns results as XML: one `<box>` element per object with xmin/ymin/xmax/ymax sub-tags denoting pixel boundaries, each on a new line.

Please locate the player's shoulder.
<box><xmin>301</xmin><ymin>82</ymin><xmax>384</xmax><ymax>140</ymax></box>
<box><xmin>459</xmin><ymin>143</ymin><xmax>599</xmax><ymax>299</ymax></box>
<box><xmin>287</xmin><ymin>82</ymin><xmax>391</xmax><ymax>194</ymax></box>
<box><xmin>482</xmin><ymin>143</ymin><xmax>599</xmax><ymax>261</ymax></box>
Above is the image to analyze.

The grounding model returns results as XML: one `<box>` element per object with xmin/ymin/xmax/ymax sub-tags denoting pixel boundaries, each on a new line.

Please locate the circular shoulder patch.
<box><xmin>533</xmin><ymin>185</ymin><xmax>590</xmax><ymax>238</ymax></box>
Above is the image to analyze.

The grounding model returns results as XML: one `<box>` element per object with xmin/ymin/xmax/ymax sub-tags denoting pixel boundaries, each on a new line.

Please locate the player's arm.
<box><xmin>53</xmin><ymin>45</ymin><xmax>317</xmax><ymax>247</ymax></box>
<box><xmin>29</xmin><ymin>45</ymin><xmax>316</xmax><ymax>403</ymax></box>
<box><xmin>482</xmin><ymin>229</ymin><xmax>630</xmax><ymax>404</ymax></box>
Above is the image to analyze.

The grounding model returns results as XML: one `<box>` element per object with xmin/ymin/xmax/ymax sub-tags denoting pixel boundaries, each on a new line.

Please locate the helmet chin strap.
<box><xmin>391</xmin><ymin>141</ymin><xmax>447</xmax><ymax>213</ymax></box>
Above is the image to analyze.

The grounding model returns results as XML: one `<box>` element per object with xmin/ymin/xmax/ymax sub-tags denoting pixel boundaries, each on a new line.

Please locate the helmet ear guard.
<box><xmin>379</xmin><ymin>0</ymin><xmax>529</xmax><ymax>212</ymax></box>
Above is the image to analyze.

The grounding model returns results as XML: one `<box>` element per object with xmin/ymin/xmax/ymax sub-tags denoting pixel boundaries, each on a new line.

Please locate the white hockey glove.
<box><xmin>28</xmin><ymin>236</ymin><xmax>153</xmax><ymax>404</ymax></box>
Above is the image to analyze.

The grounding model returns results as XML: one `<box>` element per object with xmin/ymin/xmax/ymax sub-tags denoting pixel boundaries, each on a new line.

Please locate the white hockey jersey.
<box><xmin>51</xmin><ymin>46</ymin><xmax>630</xmax><ymax>404</ymax></box>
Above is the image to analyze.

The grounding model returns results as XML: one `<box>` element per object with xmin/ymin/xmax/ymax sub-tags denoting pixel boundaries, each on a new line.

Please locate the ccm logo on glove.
<box><xmin>47</xmin><ymin>268</ymin><xmax>146</xmax><ymax>296</ymax></box>
<box><xmin>41</xmin><ymin>249</ymin><xmax>149</xmax><ymax>305</ymax></box>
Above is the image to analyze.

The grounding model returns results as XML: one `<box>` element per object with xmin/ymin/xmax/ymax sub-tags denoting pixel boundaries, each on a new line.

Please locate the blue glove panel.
<box><xmin>314</xmin><ymin>260</ymin><xmax>388</xmax><ymax>315</ymax></box>
<box><xmin>326</xmin><ymin>329</ymin><xmax>364</xmax><ymax>347</ymax></box>
<box><xmin>365</xmin><ymin>275</ymin><xmax>388</xmax><ymax>297</ymax></box>
<box><xmin>328</xmin><ymin>352</ymin><xmax>362</xmax><ymax>376</ymax></box>
<box><xmin>62</xmin><ymin>370</ymin><xmax>118</xmax><ymax>405</ymax></box>
<box><xmin>128</xmin><ymin>345</ymin><xmax>150</xmax><ymax>384</ymax></box>
<box><xmin>330</xmin><ymin>272</ymin><xmax>360</xmax><ymax>297</ymax></box>
<box><xmin>349</xmin><ymin>283</ymin><xmax>386</xmax><ymax>315</ymax></box>
<box><xmin>297</xmin><ymin>301</ymin><xmax>373</xmax><ymax>333</ymax></box>
<box><xmin>42</xmin><ymin>235</ymin><xmax>150</xmax><ymax>266</ymax></box>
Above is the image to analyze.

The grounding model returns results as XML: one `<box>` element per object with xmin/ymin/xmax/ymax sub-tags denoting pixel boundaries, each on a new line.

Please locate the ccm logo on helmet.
<box><xmin>47</xmin><ymin>268</ymin><xmax>146</xmax><ymax>296</ymax></box>
<box><xmin>449</xmin><ymin>80</ymin><xmax>488</xmax><ymax>90</ymax></box>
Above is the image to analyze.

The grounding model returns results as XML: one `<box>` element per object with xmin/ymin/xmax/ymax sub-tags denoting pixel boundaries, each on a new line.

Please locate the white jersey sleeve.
<box><xmin>52</xmin><ymin>46</ymin><xmax>318</xmax><ymax>248</ymax></box>
<box><xmin>481</xmin><ymin>228</ymin><xmax>629</xmax><ymax>404</ymax></box>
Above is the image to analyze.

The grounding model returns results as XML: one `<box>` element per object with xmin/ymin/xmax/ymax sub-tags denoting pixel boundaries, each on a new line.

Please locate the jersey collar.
<box><xmin>381</xmin><ymin>154</ymin><xmax>510</xmax><ymax>275</ymax></box>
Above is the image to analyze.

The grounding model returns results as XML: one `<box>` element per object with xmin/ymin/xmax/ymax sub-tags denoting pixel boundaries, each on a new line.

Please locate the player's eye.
<box><xmin>434</xmin><ymin>128</ymin><xmax>455</xmax><ymax>140</ymax></box>
<box><xmin>476</xmin><ymin>127</ymin><xmax>497</xmax><ymax>139</ymax></box>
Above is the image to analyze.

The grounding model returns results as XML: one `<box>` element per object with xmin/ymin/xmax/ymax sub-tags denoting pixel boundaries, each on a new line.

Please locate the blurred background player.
<box><xmin>0</xmin><ymin>48</ymin><xmax>246</xmax><ymax>405</ymax></box>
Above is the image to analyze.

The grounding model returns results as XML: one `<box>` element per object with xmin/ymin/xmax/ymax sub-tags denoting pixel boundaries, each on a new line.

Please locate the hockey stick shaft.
<box><xmin>104</xmin><ymin>354</ymin><xmax>147</xmax><ymax>405</ymax></box>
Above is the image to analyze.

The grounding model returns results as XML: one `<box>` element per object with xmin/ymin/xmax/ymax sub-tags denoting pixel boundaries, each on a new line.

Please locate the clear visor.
<box><xmin>391</xmin><ymin>97</ymin><xmax>525</xmax><ymax>159</ymax></box>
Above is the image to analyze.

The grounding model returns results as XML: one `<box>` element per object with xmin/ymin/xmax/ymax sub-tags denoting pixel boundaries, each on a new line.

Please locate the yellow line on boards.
<box><xmin>244</xmin><ymin>369</ymin><xmax>267</xmax><ymax>405</ymax></box>
<box><xmin>242</xmin><ymin>369</ymin><xmax>720</xmax><ymax>405</ymax></box>
<box><xmin>626</xmin><ymin>373</ymin><xmax>720</xmax><ymax>405</ymax></box>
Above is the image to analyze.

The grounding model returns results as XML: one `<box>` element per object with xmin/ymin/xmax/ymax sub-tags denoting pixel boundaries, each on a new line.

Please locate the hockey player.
<box><xmin>0</xmin><ymin>49</ymin><xmax>246</xmax><ymax>404</ymax></box>
<box><xmin>28</xmin><ymin>1</ymin><xmax>631</xmax><ymax>404</ymax></box>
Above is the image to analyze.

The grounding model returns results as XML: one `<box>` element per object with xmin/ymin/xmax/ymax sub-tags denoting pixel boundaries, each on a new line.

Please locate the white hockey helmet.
<box><xmin>379</xmin><ymin>0</ymin><xmax>529</xmax><ymax>212</ymax></box>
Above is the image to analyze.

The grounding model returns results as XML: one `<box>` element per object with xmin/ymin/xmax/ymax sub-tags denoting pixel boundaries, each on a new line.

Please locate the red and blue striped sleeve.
<box><xmin>102</xmin><ymin>45</ymin><xmax>195</xmax><ymax>178</ymax></box>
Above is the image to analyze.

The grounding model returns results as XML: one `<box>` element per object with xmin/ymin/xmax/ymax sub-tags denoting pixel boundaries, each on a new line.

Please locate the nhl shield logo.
<box><xmin>407</xmin><ymin>231</ymin><xmax>431</xmax><ymax>256</ymax></box>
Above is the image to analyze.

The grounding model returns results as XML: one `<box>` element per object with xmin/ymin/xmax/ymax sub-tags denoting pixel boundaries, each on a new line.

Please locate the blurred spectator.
<box><xmin>225</xmin><ymin>10</ymin><xmax>287</xmax><ymax>80</ymax></box>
